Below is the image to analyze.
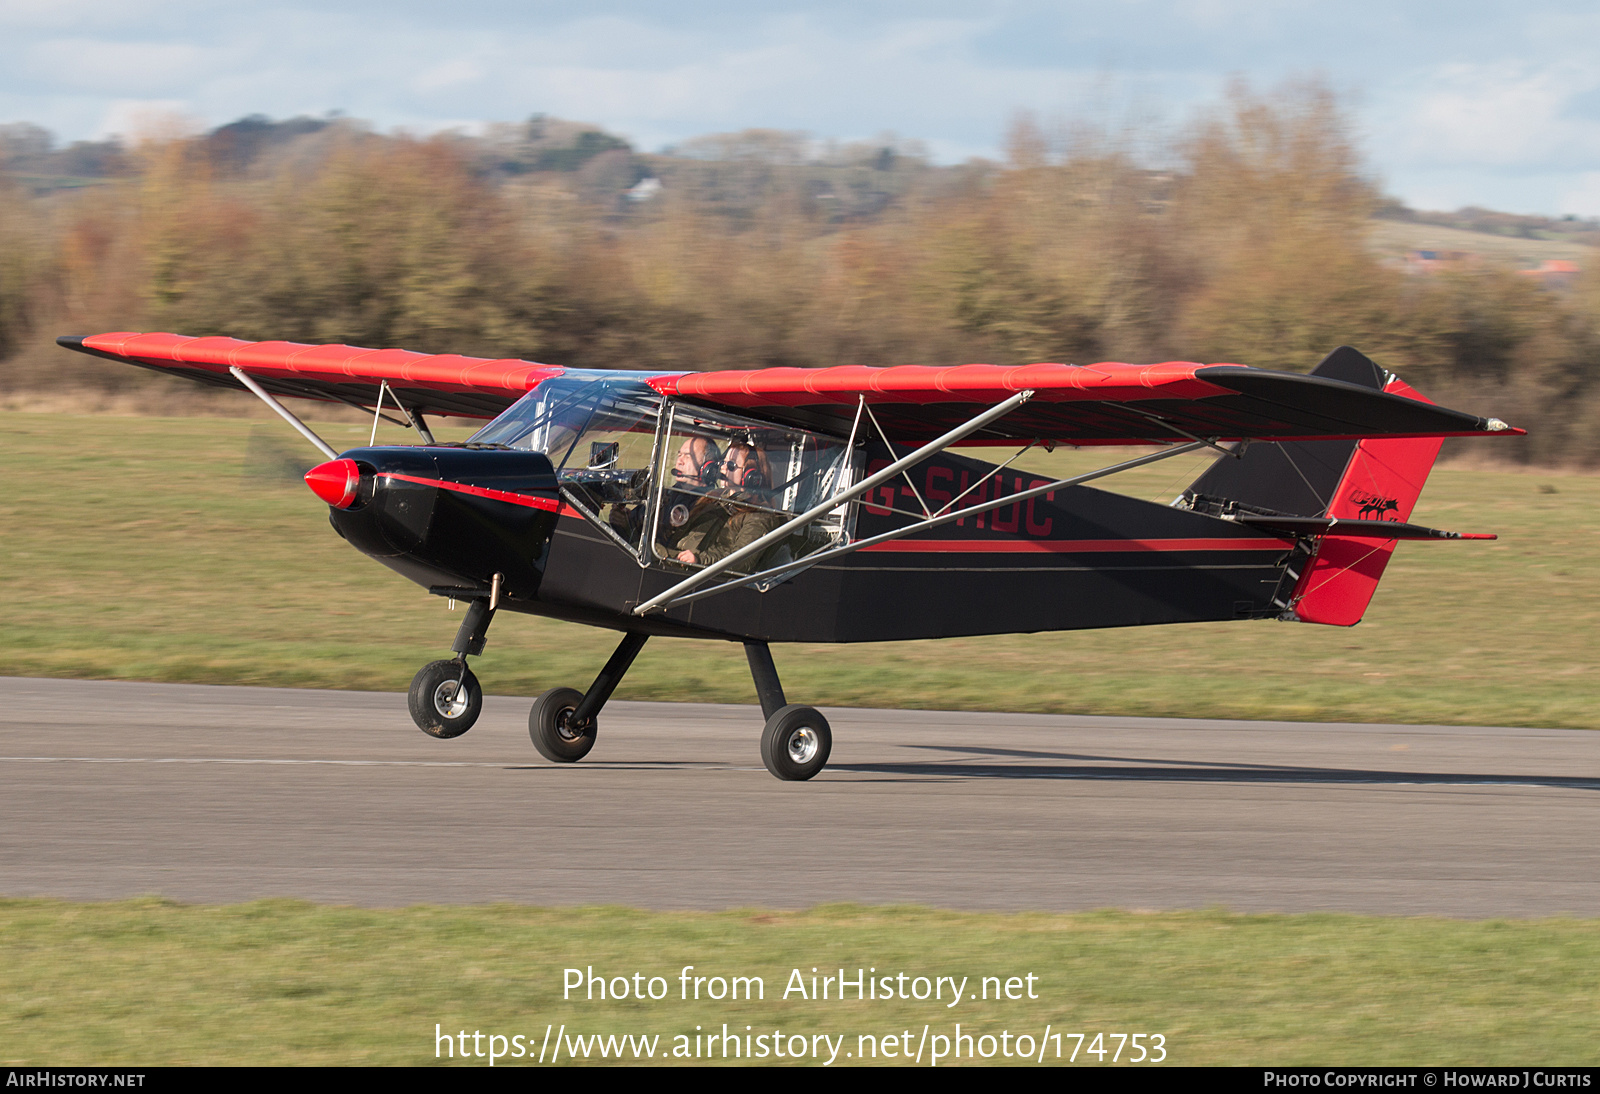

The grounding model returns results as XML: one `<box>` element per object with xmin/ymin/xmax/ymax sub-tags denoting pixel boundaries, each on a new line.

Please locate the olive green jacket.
<box><xmin>660</xmin><ymin>491</ymin><xmax>784</xmax><ymax>568</ymax></box>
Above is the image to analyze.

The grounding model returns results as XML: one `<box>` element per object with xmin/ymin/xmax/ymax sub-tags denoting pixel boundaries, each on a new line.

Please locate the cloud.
<box><xmin>0</xmin><ymin>0</ymin><xmax>208</xmax><ymax>33</ymax></box>
<box><xmin>3</xmin><ymin>1</ymin><xmax>1600</xmax><ymax>211</ymax></box>
<box><xmin>1382</xmin><ymin>62</ymin><xmax>1600</xmax><ymax>171</ymax></box>
<box><xmin>1558</xmin><ymin>171</ymin><xmax>1600</xmax><ymax>217</ymax></box>
<box><xmin>93</xmin><ymin>98</ymin><xmax>201</xmax><ymax>141</ymax></box>
<box><xmin>20</xmin><ymin>37</ymin><xmax>219</xmax><ymax>96</ymax></box>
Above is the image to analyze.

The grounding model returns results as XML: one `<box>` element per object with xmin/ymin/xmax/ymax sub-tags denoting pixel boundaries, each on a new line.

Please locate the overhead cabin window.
<box><xmin>651</xmin><ymin>402</ymin><xmax>854</xmax><ymax>576</ymax></box>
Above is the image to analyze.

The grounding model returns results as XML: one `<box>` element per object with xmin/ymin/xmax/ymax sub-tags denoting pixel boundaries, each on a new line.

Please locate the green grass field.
<box><xmin>4</xmin><ymin>899</ymin><xmax>1600</xmax><ymax>1066</ymax></box>
<box><xmin>0</xmin><ymin>410</ymin><xmax>1593</xmax><ymax>728</ymax></box>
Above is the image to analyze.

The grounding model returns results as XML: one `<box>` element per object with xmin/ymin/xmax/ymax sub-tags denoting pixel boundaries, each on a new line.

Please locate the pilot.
<box><xmin>674</xmin><ymin>441</ymin><xmax>783</xmax><ymax>568</ymax></box>
<box><xmin>654</xmin><ymin>436</ymin><xmax>722</xmax><ymax>555</ymax></box>
<box><xmin>671</xmin><ymin>436</ymin><xmax>722</xmax><ymax>493</ymax></box>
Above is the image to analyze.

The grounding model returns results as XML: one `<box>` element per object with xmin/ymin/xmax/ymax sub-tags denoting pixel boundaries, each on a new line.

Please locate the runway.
<box><xmin>3</xmin><ymin>676</ymin><xmax>1598</xmax><ymax>916</ymax></box>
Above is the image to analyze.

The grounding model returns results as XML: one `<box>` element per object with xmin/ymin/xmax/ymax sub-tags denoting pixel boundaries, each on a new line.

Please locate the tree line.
<box><xmin>1</xmin><ymin>82</ymin><xmax>1595</xmax><ymax>463</ymax></box>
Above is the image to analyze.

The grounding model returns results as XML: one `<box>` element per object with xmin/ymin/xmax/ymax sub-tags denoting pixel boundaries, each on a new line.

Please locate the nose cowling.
<box><xmin>315</xmin><ymin>445</ymin><xmax>560</xmax><ymax>603</ymax></box>
<box><xmin>305</xmin><ymin>458</ymin><xmax>362</xmax><ymax>508</ymax></box>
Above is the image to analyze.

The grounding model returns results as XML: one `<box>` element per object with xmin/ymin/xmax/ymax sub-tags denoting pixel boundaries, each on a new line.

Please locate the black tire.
<box><xmin>529</xmin><ymin>687</ymin><xmax>596</xmax><ymax>763</ymax></box>
<box><xmin>408</xmin><ymin>660</ymin><xmax>482</xmax><ymax>739</ymax></box>
<box><xmin>759</xmin><ymin>704</ymin><xmax>832</xmax><ymax>781</ymax></box>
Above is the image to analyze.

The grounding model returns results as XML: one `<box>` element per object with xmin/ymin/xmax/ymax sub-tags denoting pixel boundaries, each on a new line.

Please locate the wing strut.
<box><xmin>400</xmin><ymin>402</ymin><xmax>437</xmax><ymax>444</ymax></box>
<box><xmin>370</xmin><ymin>380</ymin><xmax>391</xmax><ymax>446</ymax></box>
<box><xmin>862</xmin><ymin>400</ymin><xmax>932</xmax><ymax>518</ymax></box>
<box><xmin>658</xmin><ymin>440</ymin><xmax>1212</xmax><ymax>610</ymax></box>
<box><xmin>228</xmin><ymin>366</ymin><xmax>338</xmax><ymax>460</ymax></box>
<box><xmin>633</xmin><ymin>389</ymin><xmax>1035</xmax><ymax>616</ymax></box>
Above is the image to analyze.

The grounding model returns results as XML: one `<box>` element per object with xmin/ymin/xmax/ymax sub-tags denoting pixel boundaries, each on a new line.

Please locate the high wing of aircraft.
<box><xmin>59</xmin><ymin>331</ymin><xmax>1520</xmax><ymax>780</ymax></box>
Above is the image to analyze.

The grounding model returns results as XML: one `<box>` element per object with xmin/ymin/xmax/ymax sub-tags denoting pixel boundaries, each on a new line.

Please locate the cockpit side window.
<box><xmin>469</xmin><ymin>383</ymin><xmax>856</xmax><ymax>576</ymax></box>
<box><xmin>649</xmin><ymin>402</ymin><xmax>854</xmax><ymax>576</ymax></box>
<box><xmin>552</xmin><ymin>389</ymin><xmax>661</xmax><ymax>556</ymax></box>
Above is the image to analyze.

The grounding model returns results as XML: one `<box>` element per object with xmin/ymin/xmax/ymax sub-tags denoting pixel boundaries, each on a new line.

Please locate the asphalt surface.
<box><xmin>3</xmin><ymin>676</ymin><xmax>1598</xmax><ymax>916</ymax></box>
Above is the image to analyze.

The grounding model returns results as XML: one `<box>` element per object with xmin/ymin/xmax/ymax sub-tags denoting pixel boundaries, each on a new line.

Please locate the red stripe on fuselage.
<box><xmin>378</xmin><ymin>472</ymin><xmax>578</xmax><ymax>516</ymax></box>
<box><xmin>859</xmin><ymin>537</ymin><xmax>1291</xmax><ymax>554</ymax></box>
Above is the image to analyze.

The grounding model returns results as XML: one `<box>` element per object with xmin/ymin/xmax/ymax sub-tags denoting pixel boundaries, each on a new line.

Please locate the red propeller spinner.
<box><xmin>304</xmin><ymin>458</ymin><xmax>362</xmax><ymax>509</ymax></box>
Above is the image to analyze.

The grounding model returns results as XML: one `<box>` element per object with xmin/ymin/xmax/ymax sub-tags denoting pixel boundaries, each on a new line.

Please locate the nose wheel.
<box><xmin>410</xmin><ymin>596</ymin><xmax>495</xmax><ymax>738</ymax></box>
<box><xmin>408</xmin><ymin>659</ymin><xmax>483</xmax><ymax>738</ymax></box>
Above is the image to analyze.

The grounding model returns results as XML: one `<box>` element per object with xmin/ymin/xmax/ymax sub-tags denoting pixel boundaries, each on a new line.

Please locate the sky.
<box><xmin>5</xmin><ymin>0</ymin><xmax>1600</xmax><ymax>216</ymax></box>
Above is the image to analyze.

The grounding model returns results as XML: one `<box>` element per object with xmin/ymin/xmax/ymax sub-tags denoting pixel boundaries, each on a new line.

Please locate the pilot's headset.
<box><xmin>669</xmin><ymin>438</ymin><xmax>722</xmax><ymax>530</ymax></box>
<box><xmin>695</xmin><ymin>438</ymin><xmax>723</xmax><ymax>489</ymax></box>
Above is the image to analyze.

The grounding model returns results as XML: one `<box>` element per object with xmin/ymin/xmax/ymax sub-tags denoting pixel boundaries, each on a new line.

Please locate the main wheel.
<box><xmin>759</xmin><ymin>704</ymin><xmax>832</xmax><ymax>781</ymax></box>
<box><xmin>408</xmin><ymin>660</ymin><xmax>482</xmax><ymax>739</ymax></box>
<box><xmin>529</xmin><ymin>686</ymin><xmax>596</xmax><ymax>763</ymax></box>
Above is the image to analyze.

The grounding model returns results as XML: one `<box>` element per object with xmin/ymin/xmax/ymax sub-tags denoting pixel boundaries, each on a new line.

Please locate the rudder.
<box><xmin>1180</xmin><ymin>347</ymin><xmax>1446</xmax><ymax>627</ymax></box>
<box><xmin>1288</xmin><ymin>374</ymin><xmax>1443</xmax><ymax>626</ymax></box>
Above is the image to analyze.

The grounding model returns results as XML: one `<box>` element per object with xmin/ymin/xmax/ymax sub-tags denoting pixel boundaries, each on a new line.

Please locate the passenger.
<box><xmin>674</xmin><ymin>442</ymin><xmax>783</xmax><ymax>568</ymax></box>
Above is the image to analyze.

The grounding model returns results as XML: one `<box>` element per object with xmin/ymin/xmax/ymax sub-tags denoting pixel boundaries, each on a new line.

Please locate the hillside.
<box><xmin>1368</xmin><ymin>218</ymin><xmax>1593</xmax><ymax>269</ymax></box>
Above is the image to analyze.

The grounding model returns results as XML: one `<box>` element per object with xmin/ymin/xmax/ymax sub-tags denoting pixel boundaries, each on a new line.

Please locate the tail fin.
<box><xmin>1181</xmin><ymin>346</ymin><xmax>1445</xmax><ymax>627</ymax></box>
<box><xmin>1288</xmin><ymin>373</ymin><xmax>1443</xmax><ymax>625</ymax></box>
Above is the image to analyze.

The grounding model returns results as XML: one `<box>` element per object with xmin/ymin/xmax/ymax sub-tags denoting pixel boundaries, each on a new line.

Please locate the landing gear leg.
<box><xmin>529</xmin><ymin>631</ymin><xmax>649</xmax><ymax>763</ymax></box>
<box><xmin>408</xmin><ymin>598</ymin><xmax>494</xmax><ymax>738</ymax></box>
<box><xmin>746</xmin><ymin>641</ymin><xmax>831</xmax><ymax>781</ymax></box>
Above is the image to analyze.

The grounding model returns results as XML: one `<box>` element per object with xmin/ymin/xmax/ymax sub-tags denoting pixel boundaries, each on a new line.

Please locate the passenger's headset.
<box><xmin>730</xmin><ymin>434</ymin><xmax>767</xmax><ymax>490</ymax></box>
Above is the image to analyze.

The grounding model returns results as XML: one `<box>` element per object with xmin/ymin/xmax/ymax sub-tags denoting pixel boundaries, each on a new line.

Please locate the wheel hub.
<box><xmin>786</xmin><ymin>726</ymin><xmax>819</xmax><ymax>764</ymax></box>
<box><xmin>432</xmin><ymin>680</ymin><xmax>470</xmax><ymax>719</ymax></box>
<box><xmin>555</xmin><ymin>708</ymin><xmax>586</xmax><ymax>741</ymax></box>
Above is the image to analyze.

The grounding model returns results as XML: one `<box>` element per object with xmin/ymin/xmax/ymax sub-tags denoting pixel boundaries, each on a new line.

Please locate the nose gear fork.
<box><xmin>408</xmin><ymin>596</ymin><xmax>497</xmax><ymax>739</ymax></box>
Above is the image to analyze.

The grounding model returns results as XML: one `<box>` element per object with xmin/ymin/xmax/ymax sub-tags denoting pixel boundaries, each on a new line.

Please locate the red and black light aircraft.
<box><xmin>60</xmin><ymin>332</ymin><xmax>1518</xmax><ymax>779</ymax></box>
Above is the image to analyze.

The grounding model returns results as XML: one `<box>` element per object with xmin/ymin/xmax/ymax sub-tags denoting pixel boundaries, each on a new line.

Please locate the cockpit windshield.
<box><xmin>469</xmin><ymin>377</ymin><xmax>856</xmax><ymax>576</ymax></box>
<box><xmin>470</xmin><ymin>377</ymin><xmax>662</xmax><ymax>554</ymax></box>
<box><xmin>469</xmin><ymin>377</ymin><xmax>659</xmax><ymax>462</ymax></box>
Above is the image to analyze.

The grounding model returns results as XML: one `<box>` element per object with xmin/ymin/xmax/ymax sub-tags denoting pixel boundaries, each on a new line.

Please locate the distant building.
<box><xmin>626</xmin><ymin>177</ymin><xmax>663</xmax><ymax>203</ymax></box>
<box><xmin>1518</xmin><ymin>259</ymin><xmax>1580</xmax><ymax>287</ymax></box>
<box><xmin>1403</xmin><ymin>249</ymin><xmax>1471</xmax><ymax>273</ymax></box>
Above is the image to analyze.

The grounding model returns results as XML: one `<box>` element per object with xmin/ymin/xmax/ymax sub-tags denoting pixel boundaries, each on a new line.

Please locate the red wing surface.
<box><xmin>63</xmin><ymin>332</ymin><xmax>1520</xmax><ymax>444</ymax></box>
<box><xmin>58</xmin><ymin>332</ymin><xmax>562</xmax><ymax>420</ymax></box>
<box><xmin>651</xmin><ymin>361</ymin><xmax>1518</xmax><ymax>445</ymax></box>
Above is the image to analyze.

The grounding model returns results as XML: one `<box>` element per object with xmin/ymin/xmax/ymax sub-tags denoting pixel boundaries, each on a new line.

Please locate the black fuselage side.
<box><xmin>540</xmin><ymin>448</ymin><xmax>1296</xmax><ymax>642</ymax></box>
<box><xmin>328</xmin><ymin>445</ymin><xmax>1297</xmax><ymax>644</ymax></box>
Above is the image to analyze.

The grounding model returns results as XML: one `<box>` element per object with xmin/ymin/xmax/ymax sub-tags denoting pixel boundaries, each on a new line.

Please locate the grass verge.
<box><xmin>3</xmin><ymin>899</ymin><xmax>1599</xmax><ymax>1066</ymax></box>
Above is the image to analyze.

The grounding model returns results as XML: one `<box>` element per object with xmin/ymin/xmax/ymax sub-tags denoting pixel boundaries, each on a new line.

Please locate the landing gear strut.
<box><xmin>746</xmin><ymin>641</ymin><xmax>831</xmax><ymax>781</ymax></box>
<box><xmin>408</xmin><ymin>598</ymin><xmax>494</xmax><ymax>738</ymax></box>
<box><xmin>529</xmin><ymin>632</ymin><xmax>649</xmax><ymax>763</ymax></box>
<box><xmin>519</xmin><ymin>635</ymin><xmax>831</xmax><ymax>780</ymax></box>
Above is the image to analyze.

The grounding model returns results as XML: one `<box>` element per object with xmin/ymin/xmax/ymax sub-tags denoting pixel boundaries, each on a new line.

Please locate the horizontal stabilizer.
<box><xmin>1235</xmin><ymin>516</ymin><xmax>1496</xmax><ymax>541</ymax></box>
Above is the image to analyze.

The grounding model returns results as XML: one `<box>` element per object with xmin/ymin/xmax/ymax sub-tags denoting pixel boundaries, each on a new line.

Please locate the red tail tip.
<box><xmin>305</xmin><ymin>458</ymin><xmax>360</xmax><ymax>508</ymax></box>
